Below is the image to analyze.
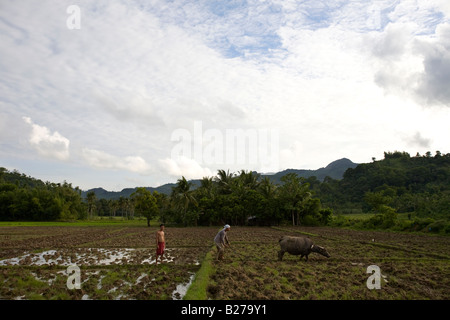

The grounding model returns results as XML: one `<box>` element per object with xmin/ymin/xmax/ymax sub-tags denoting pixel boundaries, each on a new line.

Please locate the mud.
<box><xmin>207</xmin><ymin>227</ymin><xmax>450</xmax><ymax>300</ymax></box>
<box><xmin>0</xmin><ymin>247</ymin><xmax>204</xmax><ymax>267</ymax></box>
<box><xmin>0</xmin><ymin>226</ymin><xmax>211</xmax><ymax>300</ymax></box>
<box><xmin>1</xmin><ymin>225</ymin><xmax>448</xmax><ymax>300</ymax></box>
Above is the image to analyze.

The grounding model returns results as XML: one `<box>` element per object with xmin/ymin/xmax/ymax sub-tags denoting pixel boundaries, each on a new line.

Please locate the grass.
<box><xmin>183</xmin><ymin>247</ymin><xmax>216</xmax><ymax>300</ymax></box>
<box><xmin>341</xmin><ymin>212</ymin><xmax>412</xmax><ymax>220</ymax></box>
<box><xmin>0</xmin><ymin>218</ymin><xmax>151</xmax><ymax>227</ymax></box>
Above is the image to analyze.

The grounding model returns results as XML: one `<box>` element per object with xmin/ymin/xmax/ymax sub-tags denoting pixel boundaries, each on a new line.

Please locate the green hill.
<box><xmin>316</xmin><ymin>151</ymin><xmax>450</xmax><ymax>219</ymax></box>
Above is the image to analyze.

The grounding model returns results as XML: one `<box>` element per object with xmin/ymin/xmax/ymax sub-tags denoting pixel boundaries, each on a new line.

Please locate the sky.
<box><xmin>1</xmin><ymin>0</ymin><xmax>450</xmax><ymax>191</ymax></box>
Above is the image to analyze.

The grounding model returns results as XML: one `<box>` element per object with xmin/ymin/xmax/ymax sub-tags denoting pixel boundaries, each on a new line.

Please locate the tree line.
<box><xmin>0</xmin><ymin>167</ymin><xmax>331</xmax><ymax>226</ymax></box>
<box><xmin>1</xmin><ymin>150</ymin><xmax>448</xmax><ymax>232</ymax></box>
<box><xmin>0</xmin><ymin>168</ymin><xmax>85</xmax><ymax>221</ymax></box>
<box><xmin>85</xmin><ymin>170</ymin><xmax>332</xmax><ymax>227</ymax></box>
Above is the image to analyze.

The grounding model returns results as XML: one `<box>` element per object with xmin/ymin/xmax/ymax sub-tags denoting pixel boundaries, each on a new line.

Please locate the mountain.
<box><xmin>82</xmin><ymin>158</ymin><xmax>358</xmax><ymax>200</ymax></box>
<box><xmin>263</xmin><ymin>158</ymin><xmax>358</xmax><ymax>184</ymax></box>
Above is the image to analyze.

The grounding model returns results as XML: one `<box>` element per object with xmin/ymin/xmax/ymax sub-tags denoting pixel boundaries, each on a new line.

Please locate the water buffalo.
<box><xmin>278</xmin><ymin>235</ymin><xmax>330</xmax><ymax>262</ymax></box>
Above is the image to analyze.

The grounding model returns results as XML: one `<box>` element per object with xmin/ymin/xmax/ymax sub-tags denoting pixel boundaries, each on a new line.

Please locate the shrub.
<box><xmin>301</xmin><ymin>215</ymin><xmax>320</xmax><ymax>226</ymax></box>
<box><xmin>426</xmin><ymin>220</ymin><xmax>450</xmax><ymax>234</ymax></box>
<box><xmin>319</xmin><ymin>208</ymin><xmax>333</xmax><ymax>225</ymax></box>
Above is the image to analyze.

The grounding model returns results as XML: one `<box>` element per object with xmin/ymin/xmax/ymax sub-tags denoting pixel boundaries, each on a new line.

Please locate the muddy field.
<box><xmin>0</xmin><ymin>225</ymin><xmax>449</xmax><ymax>300</ymax></box>
<box><xmin>0</xmin><ymin>226</ymin><xmax>214</xmax><ymax>300</ymax></box>
<box><xmin>208</xmin><ymin>226</ymin><xmax>450</xmax><ymax>299</ymax></box>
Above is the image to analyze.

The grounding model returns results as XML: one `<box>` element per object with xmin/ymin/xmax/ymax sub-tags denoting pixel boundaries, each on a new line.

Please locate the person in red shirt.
<box><xmin>155</xmin><ymin>224</ymin><xmax>165</xmax><ymax>264</ymax></box>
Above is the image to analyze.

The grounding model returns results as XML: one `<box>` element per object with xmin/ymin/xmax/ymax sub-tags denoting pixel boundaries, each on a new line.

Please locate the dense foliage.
<box><xmin>0</xmin><ymin>167</ymin><xmax>328</xmax><ymax>226</ymax></box>
<box><xmin>0</xmin><ymin>168</ymin><xmax>85</xmax><ymax>221</ymax></box>
<box><xmin>156</xmin><ymin>170</ymin><xmax>331</xmax><ymax>227</ymax></box>
<box><xmin>313</xmin><ymin>151</ymin><xmax>450</xmax><ymax>217</ymax></box>
<box><xmin>1</xmin><ymin>150</ymin><xmax>448</xmax><ymax>233</ymax></box>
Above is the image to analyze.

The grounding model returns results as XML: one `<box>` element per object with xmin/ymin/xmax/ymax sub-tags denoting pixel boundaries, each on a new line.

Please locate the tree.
<box><xmin>237</xmin><ymin>170</ymin><xmax>260</xmax><ymax>190</ymax></box>
<box><xmin>364</xmin><ymin>189</ymin><xmax>394</xmax><ymax>213</ymax></box>
<box><xmin>153</xmin><ymin>191</ymin><xmax>169</xmax><ymax>224</ymax></box>
<box><xmin>278</xmin><ymin>173</ymin><xmax>312</xmax><ymax>226</ymax></box>
<box><xmin>215</xmin><ymin>169</ymin><xmax>234</xmax><ymax>195</ymax></box>
<box><xmin>131</xmin><ymin>187</ymin><xmax>158</xmax><ymax>227</ymax></box>
<box><xmin>0</xmin><ymin>167</ymin><xmax>6</xmax><ymax>182</ymax></box>
<box><xmin>256</xmin><ymin>177</ymin><xmax>280</xmax><ymax>225</ymax></box>
<box><xmin>198</xmin><ymin>177</ymin><xmax>217</xmax><ymax>199</ymax></box>
<box><xmin>194</xmin><ymin>177</ymin><xmax>218</xmax><ymax>225</ymax></box>
<box><xmin>86</xmin><ymin>191</ymin><xmax>97</xmax><ymax>219</ymax></box>
<box><xmin>171</xmin><ymin>176</ymin><xmax>198</xmax><ymax>226</ymax></box>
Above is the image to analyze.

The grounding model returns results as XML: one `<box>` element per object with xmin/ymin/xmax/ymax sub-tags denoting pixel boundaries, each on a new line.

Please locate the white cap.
<box><xmin>224</xmin><ymin>224</ymin><xmax>230</xmax><ymax>229</ymax></box>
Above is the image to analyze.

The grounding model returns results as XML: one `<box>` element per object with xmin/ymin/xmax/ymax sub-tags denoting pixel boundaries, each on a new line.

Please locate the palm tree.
<box><xmin>172</xmin><ymin>176</ymin><xmax>198</xmax><ymax>226</ymax></box>
<box><xmin>109</xmin><ymin>199</ymin><xmax>119</xmax><ymax>219</ymax></box>
<box><xmin>259</xmin><ymin>176</ymin><xmax>277</xmax><ymax>199</ymax></box>
<box><xmin>118</xmin><ymin>197</ymin><xmax>127</xmax><ymax>220</ymax></box>
<box><xmin>238</xmin><ymin>170</ymin><xmax>260</xmax><ymax>190</ymax></box>
<box><xmin>199</xmin><ymin>176</ymin><xmax>216</xmax><ymax>199</ymax></box>
<box><xmin>215</xmin><ymin>169</ymin><xmax>234</xmax><ymax>194</ymax></box>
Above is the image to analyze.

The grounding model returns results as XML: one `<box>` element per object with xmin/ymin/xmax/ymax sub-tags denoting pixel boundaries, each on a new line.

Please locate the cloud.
<box><xmin>404</xmin><ymin>132</ymin><xmax>432</xmax><ymax>148</ymax></box>
<box><xmin>159</xmin><ymin>156</ymin><xmax>213</xmax><ymax>180</ymax></box>
<box><xmin>93</xmin><ymin>89</ymin><xmax>164</xmax><ymax>127</ymax></box>
<box><xmin>1</xmin><ymin>1</ymin><xmax>449</xmax><ymax>191</ymax></box>
<box><xmin>371</xmin><ymin>20</ymin><xmax>450</xmax><ymax>108</ymax></box>
<box><xmin>414</xmin><ymin>23</ymin><xmax>450</xmax><ymax>107</ymax></box>
<box><xmin>372</xmin><ymin>22</ymin><xmax>416</xmax><ymax>59</ymax></box>
<box><xmin>22</xmin><ymin>117</ymin><xmax>70</xmax><ymax>160</ymax></box>
<box><xmin>82</xmin><ymin>148</ymin><xmax>152</xmax><ymax>175</ymax></box>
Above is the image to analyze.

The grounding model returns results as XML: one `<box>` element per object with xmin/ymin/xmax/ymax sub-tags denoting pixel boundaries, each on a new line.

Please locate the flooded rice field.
<box><xmin>0</xmin><ymin>247</ymin><xmax>200</xmax><ymax>267</ymax></box>
<box><xmin>1</xmin><ymin>225</ymin><xmax>449</xmax><ymax>300</ymax></box>
<box><xmin>0</xmin><ymin>226</ymin><xmax>213</xmax><ymax>300</ymax></box>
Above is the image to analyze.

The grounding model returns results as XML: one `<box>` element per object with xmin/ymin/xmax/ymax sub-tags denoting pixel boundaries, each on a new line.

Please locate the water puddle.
<box><xmin>172</xmin><ymin>273</ymin><xmax>195</xmax><ymax>300</ymax></box>
<box><xmin>0</xmin><ymin>248</ymin><xmax>177</xmax><ymax>266</ymax></box>
<box><xmin>1</xmin><ymin>248</ymin><xmax>201</xmax><ymax>300</ymax></box>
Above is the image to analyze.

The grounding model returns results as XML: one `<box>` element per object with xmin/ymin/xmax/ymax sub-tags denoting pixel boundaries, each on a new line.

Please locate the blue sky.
<box><xmin>1</xmin><ymin>0</ymin><xmax>450</xmax><ymax>191</ymax></box>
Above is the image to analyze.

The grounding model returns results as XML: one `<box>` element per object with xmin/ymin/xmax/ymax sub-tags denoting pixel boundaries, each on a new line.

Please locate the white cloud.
<box><xmin>159</xmin><ymin>156</ymin><xmax>213</xmax><ymax>180</ymax></box>
<box><xmin>82</xmin><ymin>148</ymin><xmax>152</xmax><ymax>175</ymax></box>
<box><xmin>0</xmin><ymin>1</ymin><xmax>449</xmax><ymax>191</ymax></box>
<box><xmin>22</xmin><ymin>117</ymin><xmax>70</xmax><ymax>161</ymax></box>
<box><xmin>372</xmin><ymin>22</ymin><xmax>450</xmax><ymax>107</ymax></box>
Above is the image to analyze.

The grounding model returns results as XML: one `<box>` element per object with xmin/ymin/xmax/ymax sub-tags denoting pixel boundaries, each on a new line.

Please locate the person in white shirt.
<box><xmin>214</xmin><ymin>224</ymin><xmax>231</xmax><ymax>261</ymax></box>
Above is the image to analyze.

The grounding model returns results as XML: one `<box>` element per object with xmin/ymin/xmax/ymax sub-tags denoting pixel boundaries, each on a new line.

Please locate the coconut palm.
<box><xmin>215</xmin><ymin>169</ymin><xmax>234</xmax><ymax>194</ymax></box>
<box><xmin>171</xmin><ymin>176</ymin><xmax>198</xmax><ymax>226</ymax></box>
<box><xmin>199</xmin><ymin>176</ymin><xmax>216</xmax><ymax>199</ymax></box>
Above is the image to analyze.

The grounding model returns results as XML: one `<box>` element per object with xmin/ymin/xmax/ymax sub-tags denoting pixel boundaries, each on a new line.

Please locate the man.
<box><xmin>214</xmin><ymin>224</ymin><xmax>231</xmax><ymax>261</ymax></box>
<box><xmin>155</xmin><ymin>224</ymin><xmax>165</xmax><ymax>264</ymax></box>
